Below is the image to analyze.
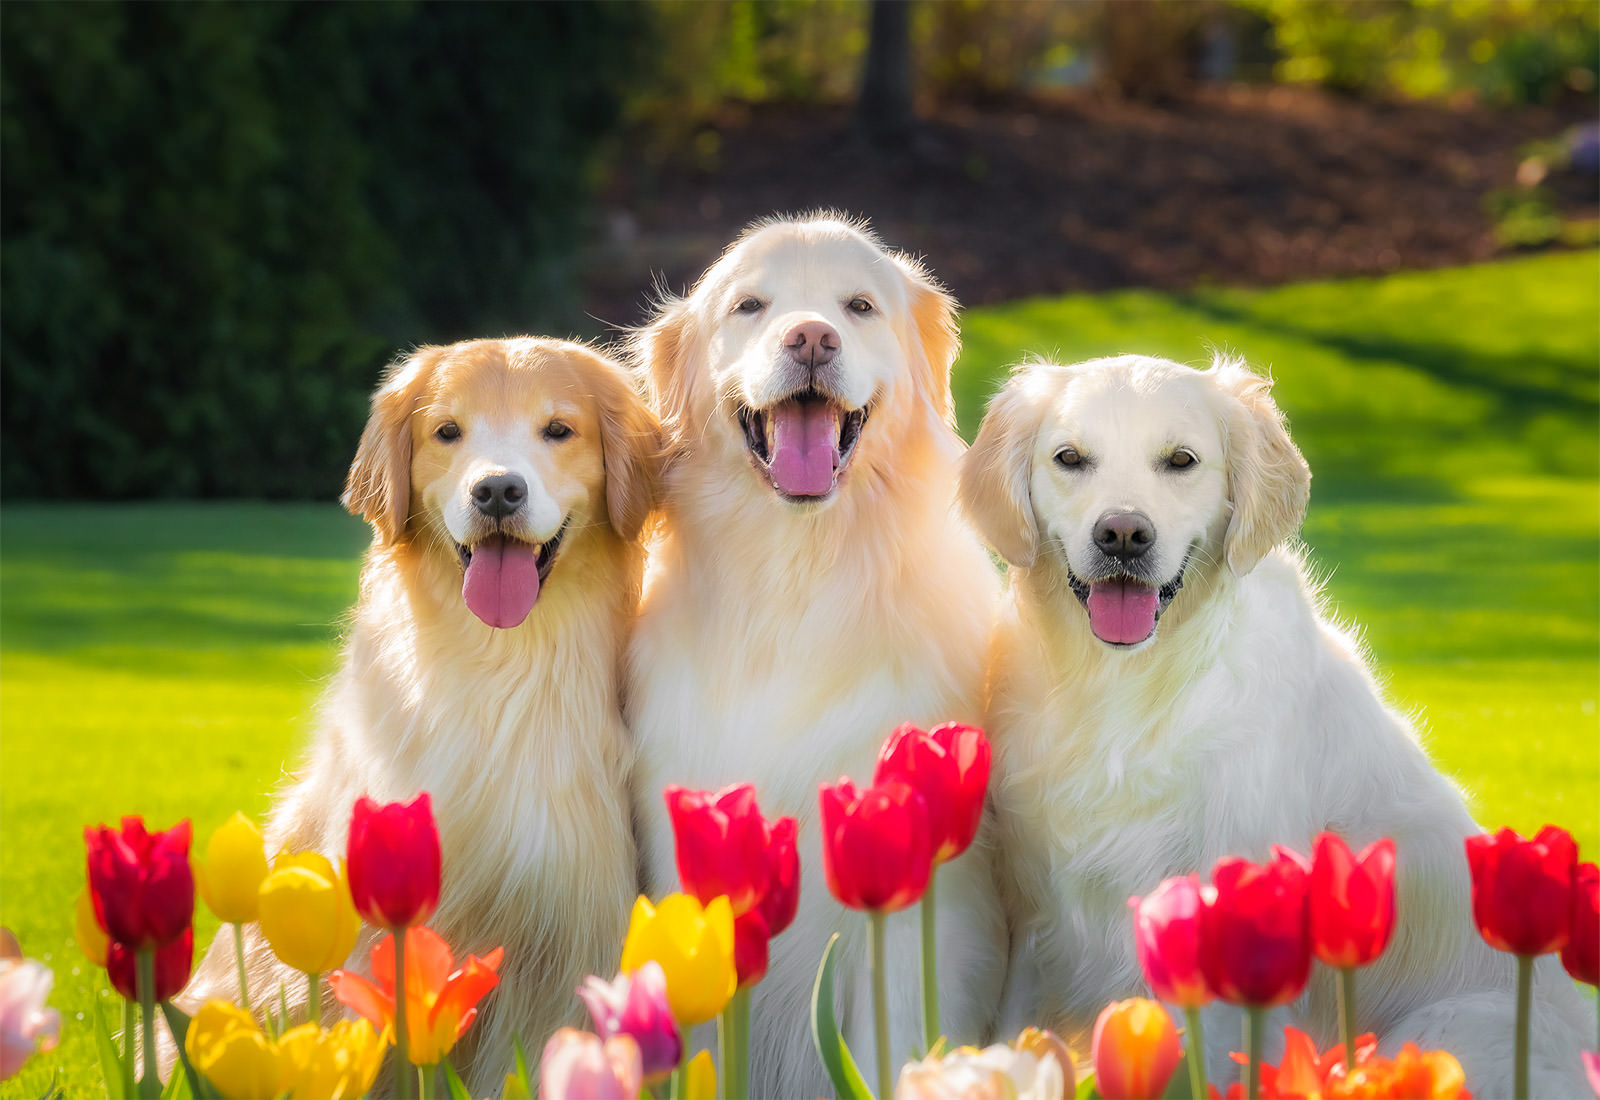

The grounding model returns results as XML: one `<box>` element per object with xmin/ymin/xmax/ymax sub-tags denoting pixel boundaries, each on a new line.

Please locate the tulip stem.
<box><xmin>137</xmin><ymin>949</ymin><xmax>158</xmax><ymax>1098</ymax></box>
<box><xmin>1337</xmin><ymin>967</ymin><xmax>1356</xmax><ymax>1073</ymax></box>
<box><xmin>1244</xmin><ymin>1006</ymin><xmax>1264</xmax><ymax>1100</ymax></box>
<box><xmin>669</xmin><ymin>1049</ymin><xmax>688</xmax><ymax>1100</ymax></box>
<box><xmin>121</xmin><ymin>996</ymin><xmax>137</xmax><ymax>1100</ymax></box>
<box><xmin>920</xmin><ymin>867</ymin><xmax>940</xmax><ymax>1052</ymax></box>
<box><xmin>719</xmin><ymin>986</ymin><xmax>750</xmax><ymax>1100</ymax></box>
<box><xmin>870</xmin><ymin>910</ymin><xmax>891</xmax><ymax>1100</ymax></box>
<box><xmin>1183</xmin><ymin>1006</ymin><xmax>1206</xmax><ymax>1100</ymax></box>
<box><xmin>394</xmin><ymin>930</ymin><xmax>415</xmax><ymax>1100</ymax></box>
<box><xmin>232</xmin><ymin>922</ymin><xmax>252</xmax><ymax>1015</ymax></box>
<box><xmin>1514</xmin><ymin>953</ymin><xmax>1532</xmax><ymax>1100</ymax></box>
<box><xmin>307</xmin><ymin>970</ymin><xmax>322</xmax><ymax>1027</ymax></box>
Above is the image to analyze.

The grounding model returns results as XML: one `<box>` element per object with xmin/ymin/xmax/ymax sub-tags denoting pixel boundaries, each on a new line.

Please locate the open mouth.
<box><xmin>1066</xmin><ymin>554</ymin><xmax>1189</xmax><ymax>647</ymax></box>
<box><xmin>454</xmin><ymin>519</ymin><xmax>567</xmax><ymax>629</ymax></box>
<box><xmin>736</xmin><ymin>388</ymin><xmax>869</xmax><ymax>501</ymax></box>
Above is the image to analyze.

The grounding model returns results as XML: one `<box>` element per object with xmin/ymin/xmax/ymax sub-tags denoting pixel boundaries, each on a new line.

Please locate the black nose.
<box><xmin>1093</xmin><ymin>510</ymin><xmax>1156</xmax><ymax>560</ymax></box>
<box><xmin>471</xmin><ymin>473</ymin><xmax>526</xmax><ymax>518</ymax></box>
<box><xmin>783</xmin><ymin>320</ymin><xmax>840</xmax><ymax>369</ymax></box>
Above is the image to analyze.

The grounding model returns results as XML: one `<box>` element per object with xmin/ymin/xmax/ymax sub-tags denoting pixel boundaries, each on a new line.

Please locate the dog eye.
<box><xmin>847</xmin><ymin>297</ymin><xmax>875</xmax><ymax>315</ymax></box>
<box><xmin>1167</xmin><ymin>449</ymin><xmax>1198</xmax><ymax>469</ymax></box>
<box><xmin>435</xmin><ymin>422</ymin><xmax>461</xmax><ymax>443</ymax></box>
<box><xmin>543</xmin><ymin>420</ymin><xmax>573</xmax><ymax>441</ymax></box>
<box><xmin>1054</xmin><ymin>447</ymin><xmax>1083</xmax><ymax>469</ymax></box>
<box><xmin>733</xmin><ymin>297</ymin><xmax>765</xmax><ymax>315</ymax></box>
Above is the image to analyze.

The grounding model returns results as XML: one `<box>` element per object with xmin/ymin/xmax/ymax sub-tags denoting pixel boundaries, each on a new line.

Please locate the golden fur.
<box><xmin>180</xmin><ymin>337</ymin><xmax>661</xmax><ymax>1092</ymax></box>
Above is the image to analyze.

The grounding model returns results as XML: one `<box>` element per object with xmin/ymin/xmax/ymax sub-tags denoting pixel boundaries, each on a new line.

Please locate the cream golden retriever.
<box><xmin>626</xmin><ymin>215</ymin><xmax>1007</xmax><ymax>1096</ymax></box>
<box><xmin>181</xmin><ymin>337</ymin><xmax>660</xmax><ymax>1092</ymax></box>
<box><xmin>960</xmin><ymin>354</ymin><xmax>1591</xmax><ymax>1096</ymax></box>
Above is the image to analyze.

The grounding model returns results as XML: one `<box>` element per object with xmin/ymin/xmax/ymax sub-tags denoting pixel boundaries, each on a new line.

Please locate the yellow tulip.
<box><xmin>278</xmin><ymin>1018</ymin><xmax>386</xmax><ymax>1100</ymax></box>
<box><xmin>258</xmin><ymin>852</ymin><xmax>360</xmax><ymax>975</ymax></box>
<box><xmin>74</xmin><ymin>889</ymin><xmax>108</xmax><ymax>968</ymax></box>
<box><xmin>619</xmin><ymin>894</ymin><xmax>735</xmax><ymax>1028</ymax></box>
<box><xmin>196</xmin><ymin>813</ymin><xmax>269</xmax><ymax>924</ymax></box>
<box><xmin>685</xmin><ymin>1048</ymin><xmax>717</xmax><ymax>1100</ymax></box>
<box><xmin>185</xmin><ymin>1000</ymin><xmax>285</xmax><ymax>1100</ymax></box>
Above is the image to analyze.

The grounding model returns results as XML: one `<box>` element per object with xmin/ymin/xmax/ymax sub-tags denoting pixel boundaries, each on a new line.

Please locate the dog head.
<box><xmin>342</xmin><ymin>338</ymin><xmax>661</xmax><ymax>628</ymax></box>
<box><xmin>960</xmin><ymin>354</ymin><xmax>1309</xmax><ymax>649</ymax></box>
<box><xmin>636</xmin><ymin>212</ymin><xmax>959</xmax><ymax>509</ymax></box>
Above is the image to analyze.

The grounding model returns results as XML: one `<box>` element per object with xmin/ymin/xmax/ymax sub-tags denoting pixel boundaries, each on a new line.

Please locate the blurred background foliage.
<box><xmin>3</xmin><ymin>0</ymin><xmax>1595</xmax><ymax>500</ymax></box>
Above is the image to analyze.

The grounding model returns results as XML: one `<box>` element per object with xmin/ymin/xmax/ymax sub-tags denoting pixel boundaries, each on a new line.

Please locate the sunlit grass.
<box><xmin>3</xmin><ymin>252</ymin><xmax>1596</xmax><ymax>1096</ymax></box>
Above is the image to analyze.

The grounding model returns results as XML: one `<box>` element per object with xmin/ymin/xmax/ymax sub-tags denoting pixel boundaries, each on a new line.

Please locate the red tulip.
<box><xmin>106</xmin><ymin>927</ymin><xmax>193</xmax><ymax>1002</ymax></box>
<box><xmin>346</xmin><ymin>793</ymin><xmax>441</xmax><ymax>930</ymax></box>
<box><xmin>758</xmin><ymin>816</ymin><xmax>800</xmax><ymax>937</ymax></box>
<box><xmin>1130</xmin><ymin>874</ymin><xmax>1212</xmax><ymax>1008</ymax></box>
<box><xmin>664</xmin><ymin>785</ymin><xmax>771</xmax><ymax>917</ymax></box>
<box><xmin>1561</xmin><ymin>861</ymin><xmax>1597</xmax><ymax>986</ymax></box>
<box><xmin>1464</xmin><ymin>825</ymin><xmax>1576</xmax><ymax>957</ymax></box>
<box><xmin>733</xmin><ymin>910</ymin><xmax>770</xmax><ymax>989</ymax></box>
<box><xmin>1197</xmin><ymin>848</ymin><xmax>1312</xmax><ymax>1007</ymax></box>
<box><xmin>873</xmin><ymin>722</ymin><xmax>991</xmax><ymax>864</ymax></box>
<box><xmin>1310</xmin><ymin>834</ymin><xmax>1396</xmax><ymax>969</ymax></box>
<box><xmin>84</xmin><ymin>817</ymin><xmax>194</xmax><ymax>951</ymax></box>
<box><xmin>819</xmin><ymin>778</ymin><xmax>931</xmax><ymax>913</ymax></box>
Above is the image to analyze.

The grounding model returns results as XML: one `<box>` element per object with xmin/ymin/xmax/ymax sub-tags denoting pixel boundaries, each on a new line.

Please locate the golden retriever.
<box><xmin>626</xmin><ymin>214</ymin><xmax>1007</xmax><ymax>1096</ymax></box>
<box><xmin>180</xmin><ymin>337</ymin><xmax>660</xmax><ymax>1092</ymax></box>
<box><xmin>960</xmin><ymin>354</ymin><xmax>1591</xmax><ymax>1095</ymax></box>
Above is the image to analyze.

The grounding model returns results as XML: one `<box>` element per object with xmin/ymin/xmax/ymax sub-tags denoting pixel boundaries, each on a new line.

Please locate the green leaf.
<box><xmin>158</xmin><ymin>1002</ymin><xmax>214</xmax><ymax>1100</ymax></box>
<box><xmin>513</xmin><ymin>1033</ymin><xmax>533</xmax><ymax>1091</ymax></box>
<box><xmin>158</xmin><ymin>1062</ymin><xmax>189</xmax><ymax>1100</ymax></box>
<box><xmin>93</xmin><ymin>999</ymin><xmax>127</xmax><ymax>1100</ymax></box>
<box><xmin>1076</xmin><ymin>1066</ymin><xmax>1101</xmax><ymax>1100</ymax></box>
<box><xmin>440</xmin><ymin>1060</ymin><xmax>474</xmax><ymax>1100</ymax></box>
<box><xmin>809</xmin><ymin>932</ymin><xmax>874</xmax><ymax>1100</ymax></box>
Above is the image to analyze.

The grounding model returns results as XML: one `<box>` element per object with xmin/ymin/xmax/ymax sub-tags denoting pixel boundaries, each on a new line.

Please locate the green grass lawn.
<box><xmin>3</xmin><ymin>251</ymin><xmax>1597</xmax><ymax>1096</ymax></box>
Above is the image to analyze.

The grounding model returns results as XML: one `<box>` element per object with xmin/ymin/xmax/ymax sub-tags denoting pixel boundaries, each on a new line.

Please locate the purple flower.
<box><xmin>577</xmin><ymin>960</ymin><xmax>682</xmax><ymax>1083</ymax></box>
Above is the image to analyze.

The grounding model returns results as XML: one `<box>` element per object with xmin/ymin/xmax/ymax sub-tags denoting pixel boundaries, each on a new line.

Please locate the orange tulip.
<box><xmin>1091</xmin><ymin>998</ymin><xmax>1182</xmax><ymax>1100</ymax></box>
<box><xmin>328</xmin><ymin>925</ymin><xmax>500</xmax><ymax>1066</ymax></box>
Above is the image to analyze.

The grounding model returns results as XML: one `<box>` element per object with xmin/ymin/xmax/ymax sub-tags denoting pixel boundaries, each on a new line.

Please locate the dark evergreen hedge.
<box><xmin>2</xmin><ymin>1</ymin><xmax>641</xmax><ymax>499</ymax></box>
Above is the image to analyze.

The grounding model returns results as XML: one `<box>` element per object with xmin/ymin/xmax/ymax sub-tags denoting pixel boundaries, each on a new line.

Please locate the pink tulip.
<box><xmin>539</xmin><ymin>1028</ymin><xmax>642</xmax><ymax>1100</ymax></box>
<box><xmin>1130</xmin><ymin>874</ymin><xmax>1212</xmax><ymax>1008</ymax></box>
<box><xmin>0</xmin><ymin>959</ymin><xmax>60</xmax><ymax>1081</ymax></box>
<box><xmin>577</xmin><ymin>961</ymin><xmax>681</xmax><ymax>1083</ymax></box>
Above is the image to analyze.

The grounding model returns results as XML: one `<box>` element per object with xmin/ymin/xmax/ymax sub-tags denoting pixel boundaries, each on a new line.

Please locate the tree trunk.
<box><xmin>856</xmin><ymin>0</ymin><xmax>914</xmax><ymax>146</ymax></box>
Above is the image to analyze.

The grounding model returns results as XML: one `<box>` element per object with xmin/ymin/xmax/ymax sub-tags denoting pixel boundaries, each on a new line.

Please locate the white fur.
<box><xmin>180</xmin><ymin>338</ymin><xmax>660</xmax><ymax>1095</ymax></box>
<box><xmin>962</xmin><ymin>354</ymin><xmax>1593</xmax><ymax>1096</ymax></box>
<box><xmin>627</xmin><ymin>215</ymin><xmax>1007</xmax><ymax>1097</ymax></box>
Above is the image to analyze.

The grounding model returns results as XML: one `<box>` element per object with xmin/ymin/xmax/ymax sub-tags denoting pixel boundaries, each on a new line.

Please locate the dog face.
<box><xmin>343</xmin><ymin>338</ymin><xmax>659</xmax><ymax>628</ymax></box>
<box><xmin>960</xmin><ymin>355</ymin><xmax>1309</xmax><ymax>649</ymax></box>
<box><xmin>638</xmin><ymin>214</ymin><xmax>959</xmax><ymax>508</ymax></box>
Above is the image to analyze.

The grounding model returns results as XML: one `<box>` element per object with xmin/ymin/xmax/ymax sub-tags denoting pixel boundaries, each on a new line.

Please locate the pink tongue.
<box><xmin>1086</xmin><ymin>578</ymin><xmax>1160</xmax><ymax>645</ymax></box>
<box><xmin>767</xmin><ymin>401</ymin><xmax>839</xmax><ymax>497</ymax></box>
<box><xmin>462</xmin><ymin>534</ymin><xmax>540</xmax><ymax>628</ymax></box>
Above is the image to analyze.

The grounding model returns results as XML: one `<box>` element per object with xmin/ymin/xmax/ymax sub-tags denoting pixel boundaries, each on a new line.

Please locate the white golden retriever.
<box><xmin>627</xmin><ymin>215</ymin><xmax>1007</xmax><ymax>1097</ymax></box>
<box><xmin>181</xmin><ymin>338</ymin><xmax>659</xmax><ymax>1093</ymax></box>
<box><xmin>960</xmin><ymin>354</ymin><xmax>1591</xmax><ymax>1096</ymax></box>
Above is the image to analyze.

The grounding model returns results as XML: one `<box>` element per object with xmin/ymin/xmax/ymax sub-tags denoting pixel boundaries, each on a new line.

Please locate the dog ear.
<box><xmin>633</xmin><ymin>297</ymin><xmax>698</xmax><ymax>454</ymax></box>
<box><xmin>893</xmin><ymin>252</ymin><xmax>961</xmax><ymax>428</ymax></box>
<box><xmin>342</xmin><ymin>348</ymin><xmax>436</xmax><ymax>545</ymax></box>
<box><xmin>588</xmin><ymin>349</ymin><xmax>664</xmax><ymax>541</ymax></box>
<box><xmin>959</xmin><ymin>368</ymin><xmax>1051</xmax><ymax>568</ymax></box>
<box><xmin>1215</xmin><ymin>358</ymin><xmax>1310</xmax><ymax>576</ymax></box>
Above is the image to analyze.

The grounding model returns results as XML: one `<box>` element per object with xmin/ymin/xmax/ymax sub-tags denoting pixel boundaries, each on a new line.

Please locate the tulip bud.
<box><xmin>1465</xmin><ymin>825</ymin><xmax>1576</xmax><ymax>957</ymax></box>
<box><xmin>577</xmin><ymin>961</ymin><xmax>682</xmax><ymax>1083</ymax></box>
<box><xmin>874</xmin><ymin>722</ymin><xmax>991</xmax><ymax>864</ymax></box>
<box><xmin>85</xmin><ymin>816</ymin><xmax>194</xmax><ymax>950</ymax></box>
<box><xmin>185</xmin><ymin>1000</ymin><xmax>284</xmax><ymax>1100</ymax></box>
<box><xmin>733</xmin><ymin>909</ymin><xmax>770</xmax><ymax>989</ymax></box>
<box><xmin>1092</xmin><ymin>998</ymin><xmax>1182</xmax><ymax>1100</ymax></box>
<box><xmin>758</xmin><ymin>816</ymin><xmax>800</xmax><ymax>937</ymax></box>
<box><xmin>277</xmin><ymin>1018</ymin><xmax>386</xmax><ymax>1100</ymax></box>
<box><xmin>0</xmin><ymin>958</ymin><xmax>61</xmax><ymax>1082</ymax></box>
<box><xmin>1309</xmin><ymin>833</ymin><xmax>1396</xmax><ymax>969</ymax></box>
<box><xmin>345</xmin><ymin>793</ymin><xmax>440</xmax><ymax>930</ymax></box>
<box><xmin>1130</xmin><ymin>874</ymin><xmax>1212</xmax><ymax>1008</ymax></box>
<box><xmin>1197</xmin><ymin>850</ymin><xmax>1312</xmax><ymax>1008</ymax></box>
<box><xmin>619</xmin><ymin>894</ymin><xmax>735</xmax><ymax>1027</ymax></box>
<box><xmin>819</xmin><ymin>777</ymin><xmax>932</xmax><ymax>913</ymax></box>
<box><xmin>195</xmin><ymin>813</ymin><xmax>269</xmax><ymax>925</ymax></box>
<box><xmin>1561</xmin><ymin>861</ymin><xmax>1597</xmax><ymax>986</ymax></box>
<box><xmin>258</xmin><ymin>852</ymin><xmax>360</xmax><ymax>975</ymax></box>
<box><xmin>106</xmin><ymin>927</ymin><xmax>193</xmax><ymax>1002</ymax></box>
<box><xmin>664</xmin><ymin>785</ymin><xmax>771</xmax><ymax>917</ymax></box>
<box><xmin>539</xmin><ymin>1028</ymin><xmax>643</xmax><ymax>1100</ymax></box>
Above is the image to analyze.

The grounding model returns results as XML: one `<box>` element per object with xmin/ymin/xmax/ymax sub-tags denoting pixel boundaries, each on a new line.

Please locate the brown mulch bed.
<box><xmin>581</xmin><ymin>84</ymin><xmax>1595</xmax><ymax>328</ymax></box>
